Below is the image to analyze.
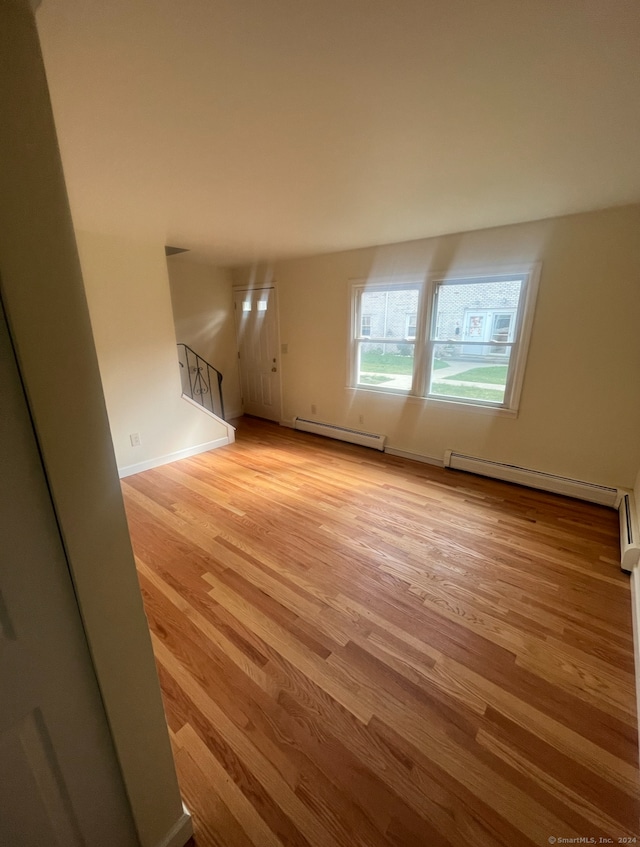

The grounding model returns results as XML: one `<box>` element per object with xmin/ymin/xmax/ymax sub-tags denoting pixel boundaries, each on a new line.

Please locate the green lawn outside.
<box><xmin>361</xmin><ymin>351</ymin><xmax>447</xmax><ymax>375</ymax></box>
<box><xmin>430</xmin><ymin>383</ymin><xmax>505</xmax><ymax>402</ymax></box>
<box><xmin>444</xmin><ymin>365</ymin><xmax>508</xmax><ymax>385</ymax></box>
<box><xmin>358</xmin><ymin>354</ymin><xmax>507</xmax><ymax>404</ymax></box>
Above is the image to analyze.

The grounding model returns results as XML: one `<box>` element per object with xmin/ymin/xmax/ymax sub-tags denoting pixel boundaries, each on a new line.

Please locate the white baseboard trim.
<box><xmin>630</xmin><ymin>566</ymin><xmax>640</xmax><ymax>755</ymax></box>
<box><xmin>118</xmin><ymin>436</ymin><xmax>230</xmax><ymax>478</ymax></box>
<box><xmin>443</xmin><ymin>450</ymin><xmax>619</xmax><ymax>507</ymax></box>
<box><xmin>279</xmin><ymin>419</ymin><xmax>295</xmax><ymax>429</ymax></box>
<box><xmin>384</xmin><ymin>446</ymin><xmax>444</xmax><ymax>467</ymax></box>
<box><xmin>154</xmin><ymin>804</ymin><xmax>193</xmax><ymax>847</ymax></box>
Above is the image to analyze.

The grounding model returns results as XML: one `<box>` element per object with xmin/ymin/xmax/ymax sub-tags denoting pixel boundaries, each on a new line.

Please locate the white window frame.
<box><xmin>349</xmin><ymin>282</ymin><xmax>421</xmax><ymax>395</ymax></box>
<box><xmin>348</xmin><ymin>264</ymin><xmax>540</xmax><ymax>412</ymax></box>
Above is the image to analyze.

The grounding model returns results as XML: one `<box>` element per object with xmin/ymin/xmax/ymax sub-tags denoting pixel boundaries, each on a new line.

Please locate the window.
<box><xmin>350</xmin><ymin>266</ymin><xmax>540</xmax><ymax>411</ymax></box>
<box><xmin>353</xmin><ymin>285</ymin><xmax>420</xmax><ymax>390</ymax></box>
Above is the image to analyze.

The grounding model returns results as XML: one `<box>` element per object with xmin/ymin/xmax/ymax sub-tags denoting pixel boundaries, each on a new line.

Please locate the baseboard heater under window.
<box><xmin>293</xmin><ymin>417</ymin><xmax>386</xmax><ymax>451</ymax></box>
<box><xmin>443</xmin><ymin>450</ymin><xmax>619</xmax><ymax>508</ymax></box>
<box><xmin>619</xmin><ymin>491</ymin><xmax>640</xmax><ymax>573</ymax></box>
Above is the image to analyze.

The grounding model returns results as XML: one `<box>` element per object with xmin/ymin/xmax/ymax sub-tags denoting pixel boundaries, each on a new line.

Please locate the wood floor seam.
<box><xmin>122</xmin><ymin>417</ymin><xmax>639</xmax><ymax>847</ymax></box>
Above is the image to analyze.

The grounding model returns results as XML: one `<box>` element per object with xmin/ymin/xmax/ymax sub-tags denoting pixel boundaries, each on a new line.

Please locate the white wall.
<box><xmin>233</xmin><ymin>204</ymin><xmax>640</xmax><ymax>490</ymax></box>
<box><xmin>0</xmin><ymin>3</ymin><xmax>188</xmax><ymax>846</ymax></box>
<box><xmin>168</xmin><ymin>258</ymin><xmax>243</xmax><ymax>419</ymax></box>
<box><xmin>77</xmin><ymin>232</ymin><xmax>230</xmax><ymax>474</ymax></box>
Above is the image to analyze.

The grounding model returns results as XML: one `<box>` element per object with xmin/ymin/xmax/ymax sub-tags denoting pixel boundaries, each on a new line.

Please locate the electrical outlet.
<box><xmin>311</xmin><ymin>404</ymin><xmax>317</xmax><ymax>415</ymax></box>
<box><xmin>358</xmin><ymin>414</ymin><xmax>364</xmax><ymax>425</ymax></box>
<box><xmin>281</xmin><ymin>343</ymin><xmax>288</xmax><ymax>354</ymax></box>
<box><xmin>129</xmin><ymin>432</ymin><xmax>141</xmax><ymax>447</ymax></box>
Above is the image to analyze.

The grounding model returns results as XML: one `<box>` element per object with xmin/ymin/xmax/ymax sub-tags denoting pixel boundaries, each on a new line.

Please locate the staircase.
<box><xmin>177</xmin><ymin>343</ymin><xmax>225</xmax><ymax>420</ymax></box>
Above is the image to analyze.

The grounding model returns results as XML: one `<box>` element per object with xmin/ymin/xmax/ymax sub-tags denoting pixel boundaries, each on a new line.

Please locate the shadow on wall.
<box><xmin>167</xmin><ymin>257</ymin><xmax>243</xmax><ymax>419</ymax></box>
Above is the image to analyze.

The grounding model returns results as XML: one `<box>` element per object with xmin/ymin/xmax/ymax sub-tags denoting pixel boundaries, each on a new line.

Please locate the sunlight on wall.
<box><xmin>168</xmin><ymin>258</ymin><xmax>243</xmax><ymax>420</ymax></box>
<box><xmin>233</xmin><ymin>205</ymin><xmax>640</xmax><ymax>489</ymax></box>
<box><xmin>77</xmin><ymin>231</ymin><xmax>228</xmax><ymax>470</ymax></box>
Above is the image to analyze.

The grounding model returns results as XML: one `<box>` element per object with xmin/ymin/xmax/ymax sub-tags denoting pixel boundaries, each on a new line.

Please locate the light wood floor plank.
<box><xmin>122</xmin><ymin>416</ymin><xmax>639</xmax><ymax>846</ymax></box>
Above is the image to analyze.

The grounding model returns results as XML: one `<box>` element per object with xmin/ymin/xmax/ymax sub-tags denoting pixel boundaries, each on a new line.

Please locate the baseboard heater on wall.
<box><xmin>443</xmin><ymin>450</ymin><xmax>619</xmax><ymax>508</ymax></box>
<box><xmin>619</xmin><ymin>491</ymin><xmax>640</xmax><ymax>573</ymax></box>
<box><xmin>293</xmin><ymin>417</ymin><xmax>386</xmax><ymax>451</ymax></box>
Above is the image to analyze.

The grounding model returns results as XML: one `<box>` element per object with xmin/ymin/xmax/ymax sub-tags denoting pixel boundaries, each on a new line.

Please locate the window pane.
<box><xmin>432</xmin><ymin>279</ymin><xmax>522</xmax><ymax>342</ymax></box>
<box><xmin>428</xmin><ymin>343</ymin><xmax>511</xmax><ymax>404</ymax></box>
<box><xmin>428</xmin><ymin>277</ymin><xmax>522</xmax><ymax>405</ymax></box>
<box><xmin>361</xmin><ymin>288</ymin><xmax>419</xmax><ymax>339</ymax></box>
<box><xmin>358</xmin><ymin>341</ymin><xmax>414</xmax><ymax>390</ymax></box>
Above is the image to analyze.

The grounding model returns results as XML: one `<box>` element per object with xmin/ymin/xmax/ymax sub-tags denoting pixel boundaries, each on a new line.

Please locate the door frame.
<box><xmin>0</xmin><ymin>293</ymin><xmax>138</xmax><ymax>846</ymax></box>
<box><xmin>233</xmin><ymin>282</ymin><xmax>284</xmax><ymax>424</ymax></box>
<box><xmin>1</xmin><ymin>3</ymin><xmax>190</xmax><ymax>846</ymax></box>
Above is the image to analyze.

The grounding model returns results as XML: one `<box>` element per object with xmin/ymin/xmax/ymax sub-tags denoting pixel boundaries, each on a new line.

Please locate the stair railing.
<box><xmin>177</xmin><ymin>343</ymin><xmax>225</xmax><ymax>420</ymax></box>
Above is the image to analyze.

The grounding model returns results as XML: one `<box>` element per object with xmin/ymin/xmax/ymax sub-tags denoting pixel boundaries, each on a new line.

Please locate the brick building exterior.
<box><xmin>360</xmin><ymin>279</ymin><xmax>521</xmax><ymax>360</ymax></box>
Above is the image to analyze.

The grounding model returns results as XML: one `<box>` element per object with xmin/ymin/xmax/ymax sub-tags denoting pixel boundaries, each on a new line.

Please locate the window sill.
<box><xmin>345</xmin><ymin>385</ymin><xmax>519</xmax><ymax>418</ymax></box>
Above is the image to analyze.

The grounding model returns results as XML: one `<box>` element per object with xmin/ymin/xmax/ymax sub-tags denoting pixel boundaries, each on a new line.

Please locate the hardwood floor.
<box><xmin>122</xmin><ymin>416</ymin><xmax>639</xmax><ymax>847</ymax></box>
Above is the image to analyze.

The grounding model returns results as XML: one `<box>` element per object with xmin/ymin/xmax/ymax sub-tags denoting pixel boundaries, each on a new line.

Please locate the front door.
<box><xmin>233</xmin><ymin>287</ymin><xmax>282</xmax><ymax>421</ymax></box>
<box><xmin>0</xmin><ymin>301</ymin><xmax>136</xmax><ymax>846</ymax></box>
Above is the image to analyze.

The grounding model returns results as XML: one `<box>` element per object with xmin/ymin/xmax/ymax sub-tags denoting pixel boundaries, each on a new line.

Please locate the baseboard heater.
<box><xmin>443</xmin><ymin>450</ymin><xmax>619</xmax><ymax>508</ymax></box>
<box><xmin>619</xmin><ymin>491</ymin><xmax>640</xmax><ymax>573</ymax></box>
<box><xmin>293</xmin><ymin>417</ymin><xmax>386</xmax><ymax>451</ymax></box>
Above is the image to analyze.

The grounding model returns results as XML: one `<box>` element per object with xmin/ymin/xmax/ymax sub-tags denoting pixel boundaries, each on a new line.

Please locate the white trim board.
<box><xmin>630</xmin><ymin>566</ymin><xmax>640</xmax><ymax>762</ymax></box>
<box><xmin>118</xmin><ymin>436</ymin><xmax>230</xmax><ymax>478</ymax></box>
<box><xmin>154</xmin><ymin>805</ymin><xmax>193</xmax><ymax>847</ymax></box>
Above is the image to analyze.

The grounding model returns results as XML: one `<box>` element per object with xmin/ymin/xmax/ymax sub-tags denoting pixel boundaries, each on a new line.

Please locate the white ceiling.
<box><xmin>37</xmin><ymin>0</ymin><xmax>640</xmax><ymax>266</ymax></box>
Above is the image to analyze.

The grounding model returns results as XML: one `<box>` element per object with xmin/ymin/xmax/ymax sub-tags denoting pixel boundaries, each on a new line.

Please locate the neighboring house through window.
<box><xmin>353</xmin><ymin>285</ymin><xmax>420</xmax><ymax>389</ymax></box>
<box><xmin>350</xmin><ymin>266</ymin><xmax>540</xmax><ymax>410</ymax></box>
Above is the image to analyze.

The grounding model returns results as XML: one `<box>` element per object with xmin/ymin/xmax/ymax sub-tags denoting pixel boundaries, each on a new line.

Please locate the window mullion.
<box><xmin>412</xmin><ymin>280</ymin><xmax>431</xmax><ymax>397</ymax></box>
<box><xmin>502</xmin><ymin>335</ymin><xmax>521</xmax><ymax>406</ymax></box>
